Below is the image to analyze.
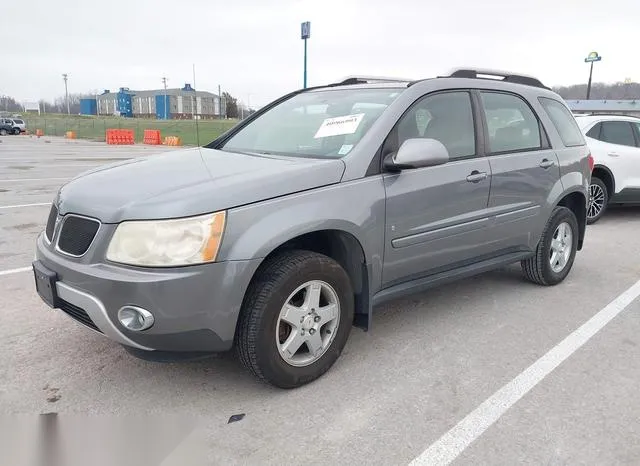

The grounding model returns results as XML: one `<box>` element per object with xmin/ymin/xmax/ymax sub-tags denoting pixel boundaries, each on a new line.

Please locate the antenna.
<box><xmin>192</xmin><ymin>63</ymin><xmax>200</xmax><ymax>146</ymax></box>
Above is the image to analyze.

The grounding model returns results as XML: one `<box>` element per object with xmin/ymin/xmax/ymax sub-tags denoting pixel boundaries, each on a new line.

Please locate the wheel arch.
<box><xmin>241</xmin><ymin>228</ymin><xmax>373</xmax><ymax>332</ymax></box>
<box><xmin>592</xmin><ymin>164</ymin><xmax>615</xmax><ymax>197</ymax></box>
<box><xmin>555</xmin><ymin>189</ymin><xmax>587</xmax><ymax>251</ymax></box>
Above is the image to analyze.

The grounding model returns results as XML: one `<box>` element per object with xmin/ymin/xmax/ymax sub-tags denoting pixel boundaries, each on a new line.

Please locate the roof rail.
<box><xmin>332</xmin><ymin>75</ymin><xmax>414</xmax><ymax>86</ymax></box>
<box><xmin>573</xmin><ymin>112</ymin><xmax>640</xmax><ymax>118</ymax></box>
<box><xmin>446</xmin><ymin>68</ymin><xmax>549</xmax><ymax>90</ymax></box>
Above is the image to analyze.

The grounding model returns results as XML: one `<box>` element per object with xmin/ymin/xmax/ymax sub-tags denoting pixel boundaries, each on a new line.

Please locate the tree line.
<box><xmin>0</xmin><ymin>93</ymin><xmax>99</xmax><ymax>115</ymax></box>
<box><xmin>554</xmin><ymin>81</ymin><xmax>640</xmax><ymax>100</ymax></box>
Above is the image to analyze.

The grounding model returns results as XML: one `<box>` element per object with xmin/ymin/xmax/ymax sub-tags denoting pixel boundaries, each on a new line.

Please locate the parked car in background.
<box><xmin>33</xmin><ymin>69</ymin><xmax>591</xmax><ymax>388</ymax></box>
<box><xmin>0</xmin><ymin>120</ymin><xmax>20</xmax><ymax>135</ymax></box>
<box><xmin>10</xmin><ymin>118</ymin><xmax>26</xmax><ymax>133</ymax></box>
<box><xmin>575</xmin><ymin>114</ymin><xmax>640</xmax><ymax>223</ymax></box>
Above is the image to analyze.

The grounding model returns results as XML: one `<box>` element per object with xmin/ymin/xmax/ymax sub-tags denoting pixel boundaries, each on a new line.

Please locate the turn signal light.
<box><xmin>587</xmin><ymin>153</ymin><xmax>594</xmax><ymax>172</ymax></box>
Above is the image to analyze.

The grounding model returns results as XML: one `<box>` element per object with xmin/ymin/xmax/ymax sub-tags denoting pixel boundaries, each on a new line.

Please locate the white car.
<box><xmin>575</xmin><ymin>114</ymin><xmax>640</xmax><ymax>224</ymax></box>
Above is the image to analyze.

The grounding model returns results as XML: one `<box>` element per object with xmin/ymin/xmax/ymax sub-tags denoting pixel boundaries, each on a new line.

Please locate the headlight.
<box><xmin>106</xmin><ymin>211</ymin><xmax>226</xmax><ymax>267</ymax></box>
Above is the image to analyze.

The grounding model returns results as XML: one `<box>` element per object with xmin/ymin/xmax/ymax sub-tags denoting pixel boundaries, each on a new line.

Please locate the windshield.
<box><xmin>221</xmin><ymin>88</ymin><xmax>402</xmax><ymax>158</ymax></box>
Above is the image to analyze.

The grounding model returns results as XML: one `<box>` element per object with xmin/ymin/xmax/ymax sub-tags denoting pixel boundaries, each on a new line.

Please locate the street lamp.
<box><xmin>301</xmin><ymin>21</ymin><xmax>311</xmax><ymax>88</ymax></box>
<box><xmin>62</xmin><ymin>73</ymin><xmax>70</xmax><ymax>114</ymax></box>
<box><xmin>584</xmin><ymin>51</ymin><xmax>602</xmax><ymax>100</ymax></box>
<box><xmin>161</xmin><ymin>77</ymin><xmax>168</xmax><ymax>120</ymax></box>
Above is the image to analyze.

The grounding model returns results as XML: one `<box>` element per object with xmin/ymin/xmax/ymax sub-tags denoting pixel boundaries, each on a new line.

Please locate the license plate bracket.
<box><xmin>32</xmin><ymin>261</ymin><xmax>60</xmax><ymax>308</ymax></box>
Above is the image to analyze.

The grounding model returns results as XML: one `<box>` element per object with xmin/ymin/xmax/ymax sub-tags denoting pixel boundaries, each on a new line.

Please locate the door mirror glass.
<box><xmin>384</xmin><ymin>138</ymin><xmax>449</xmax><ymax>171</ymax></box>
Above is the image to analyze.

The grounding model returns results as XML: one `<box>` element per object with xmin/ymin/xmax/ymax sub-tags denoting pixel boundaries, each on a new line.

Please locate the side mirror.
<box><xmin>384</xmin><ymin>138</ymin><xmax>450</xmax><ymax>172</ymax></box>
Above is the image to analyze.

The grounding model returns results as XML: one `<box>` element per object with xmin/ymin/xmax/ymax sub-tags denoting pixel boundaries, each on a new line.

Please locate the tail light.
<box><xmin>587</xmin><ymin>153</ymin><xmax>594</xmax><ymax>172</ymax></box>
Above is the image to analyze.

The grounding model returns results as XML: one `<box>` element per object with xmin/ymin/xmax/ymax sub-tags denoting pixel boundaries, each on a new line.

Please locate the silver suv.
<box><xmin>33</xmin><ymin>69</ymin><xmax>592</xmax><ymax>388</ymax></box>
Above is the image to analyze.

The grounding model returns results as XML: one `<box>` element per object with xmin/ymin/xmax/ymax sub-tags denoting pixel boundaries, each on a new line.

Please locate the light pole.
<box><xmin>62</xmin><ymin>73</ymin><xmax>70</xmax><ymax>114</ymax></box>
<box><xmin>161</xmin><ymin>77</ymin><xmax>168</xmax><ymax>119</ymax></box>
<box><xmin>584</xmin><ymin>51</ymin><xmax>602</xmax><ymax>100</ymax></box>
<box><xmin>301</xmin><ymin>21</ymin><xmax>311</xmax><ymax>88</ymax></box>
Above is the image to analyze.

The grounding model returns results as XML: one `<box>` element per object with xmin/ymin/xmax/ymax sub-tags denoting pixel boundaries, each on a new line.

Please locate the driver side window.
<box><xmin>388</xmin><ymin>91</ymin><xmax>476</xmax><ymax>161</ymax></box>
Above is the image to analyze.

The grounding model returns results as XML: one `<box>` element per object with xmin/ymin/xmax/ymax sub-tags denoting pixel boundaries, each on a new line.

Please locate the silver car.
<box><xmin>10</xmin><ymin>118</ymin><xmax>26</xmax><ymax>133</ymax></box>
<box><xmin>33</xmin><ymin>69</ymin><xmax>592</xmax><ymax>388</ymax></box>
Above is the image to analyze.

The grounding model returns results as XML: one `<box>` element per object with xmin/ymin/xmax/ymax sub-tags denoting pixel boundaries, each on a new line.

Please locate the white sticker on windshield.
<box><xmin>338</xmin><ymin>144</ymin><xmax>353</xmax><ymax>155</ymax></box>
<box><xmin>314</xmin><ymin>113</ymin><xmax>365</xmax><ymax>139</ymax></box>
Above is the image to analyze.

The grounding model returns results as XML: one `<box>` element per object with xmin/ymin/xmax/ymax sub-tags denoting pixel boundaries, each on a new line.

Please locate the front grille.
<box><xmin>45</xmin><ymin>204</ymin><xmax>58</xmax><ymax>242</ymax></box>
<box><xmin>57</xmin><ymin>215</ymin><xmax>100</xmax><ymax>256</ymax></box>
<box><xmin>59</xmin><ymin>300</ymin><xmax>102</xmax><ymax>333</ymax></box>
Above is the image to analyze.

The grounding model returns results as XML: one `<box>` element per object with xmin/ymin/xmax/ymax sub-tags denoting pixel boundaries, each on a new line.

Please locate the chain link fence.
<box><xmin>23</xmin><ymin>116</ymin><xmax>238</xmax><ymax>146</ymax></box>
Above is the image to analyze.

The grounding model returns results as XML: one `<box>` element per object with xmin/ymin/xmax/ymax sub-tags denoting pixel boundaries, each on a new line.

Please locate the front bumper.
<box><xmin>35</xmin><ymin>233</ymin><xmax>261</xmax><ymax>352</ymax></box>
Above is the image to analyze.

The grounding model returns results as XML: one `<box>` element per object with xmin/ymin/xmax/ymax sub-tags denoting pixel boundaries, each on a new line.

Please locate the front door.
<box><xmin>382</xmin><ymin>91</ymin><xmax>492</xmax><ymax>287</ymax></box>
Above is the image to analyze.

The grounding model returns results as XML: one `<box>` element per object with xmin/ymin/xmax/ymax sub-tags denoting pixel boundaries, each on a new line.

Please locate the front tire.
<box><xmin>13</xmin><ymin>128</ymin><xmax>20</xmax><ymax>135</ymax></box>
<box><xmin>236</xmin><ymin>250</ymin><xmax>354</xmax><ymax>388</ymax></box>
<box><xmin>521</xmin><ymin>206</ymin><xmax>579</xmax><ymax>286</ymax></box>
<box><xmin>0</xmin><ymin>129</ymin><xmax>7</xmax><ymax>136</ymax></box>
<box><xmin>587</xmin><ymin>177</ymin><xmax>608</xmax><ymax>224</ymax></box>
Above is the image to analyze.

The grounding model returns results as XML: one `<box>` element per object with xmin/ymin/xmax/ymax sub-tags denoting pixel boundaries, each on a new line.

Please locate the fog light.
<box><xmin>118</xmin><ymin>306</ymin><xmax>154</xmax><ymax>331</ymax></box>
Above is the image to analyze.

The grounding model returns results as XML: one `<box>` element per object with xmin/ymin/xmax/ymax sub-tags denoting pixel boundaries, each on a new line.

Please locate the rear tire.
<box><xmin>12</xmin><ymin>128</ymin><xmax>20</xmax><ymax>135</ymax></box>
<box><xmin>236</xmin><ymin>250</ymin><xmax>354</xmax><ymax>388</ymax></box>
<box><xmin>521</xmin><ymin>206</ymin><xmax>579</xmax><ymax>286</ymax></box>
<box><xmin>587</xmin><ymin>177</ymin><xmax>608</xmax><ymax>224</ymax></box>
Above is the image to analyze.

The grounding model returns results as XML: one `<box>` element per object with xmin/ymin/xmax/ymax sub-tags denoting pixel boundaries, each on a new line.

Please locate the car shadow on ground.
<box><xmin>72</xmin><ymin>264</ymin><xmax>531</xmax><ymax>395</ymax></box>
<box><xmin>597</xmin><ymin>205</ymin><xmax>640</xmax><ymax>223</ymax></box>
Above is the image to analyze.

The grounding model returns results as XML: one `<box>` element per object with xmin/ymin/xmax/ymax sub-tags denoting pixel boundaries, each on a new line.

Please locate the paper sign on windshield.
<box><xmin>314</xmin><ymin>113</ymin><xmax>365</xmax><ymax>138</ymax></box>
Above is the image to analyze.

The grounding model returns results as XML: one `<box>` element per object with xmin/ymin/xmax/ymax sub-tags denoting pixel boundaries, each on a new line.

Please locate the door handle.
<box><xmin>466</xmin><ymin>171</ymin><xmax>487</xmax><ymax>183</ymax></box>
<box><xmin>607</xmin><ymin>152</ymin><xmax>619</xmax><ymax>157</ymax></box>
<box><xmin>539</xmin><ymin>159</ymin><xmax>555</xmax><ymax>169</ymax></box>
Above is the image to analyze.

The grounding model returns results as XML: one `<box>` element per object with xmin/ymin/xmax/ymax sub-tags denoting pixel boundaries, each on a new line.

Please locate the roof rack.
<box><xmin>446</xmin><ymin>68</ymin><xmax>549</xmax><ymax>90</ymax></box>
<box><xmin>331</xmin><ymin>75</ymin><xmax>414</xmax><ymax>86</ymax></box>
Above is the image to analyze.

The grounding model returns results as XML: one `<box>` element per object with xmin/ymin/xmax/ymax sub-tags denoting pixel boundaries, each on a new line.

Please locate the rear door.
<box><xmin>599</xmin><ymin>121</ymin><xmax>640</xmax><ymax>196</ymax></box>
<box><xmin>477</xmin><ymin>91</ymin><xmax>561</xmax><ymax>253</ymax></box>
<box><xmin>382</xmin><ymin>90</ymin><xmax>493</xmax><ymax>287</ymax></box>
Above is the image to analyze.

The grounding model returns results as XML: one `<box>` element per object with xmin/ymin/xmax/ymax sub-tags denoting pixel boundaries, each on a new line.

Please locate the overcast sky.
<box><xmin>3</xmin><ymin>0</ymin><xmax>639</xmax><ymax>107</ymax></box>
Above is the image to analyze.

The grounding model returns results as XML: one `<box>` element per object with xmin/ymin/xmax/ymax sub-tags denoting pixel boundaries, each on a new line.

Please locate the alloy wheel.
<box><xmin>275</xmin><ymin>280</ymin><xmax>340</xmax><ymax>367</ymax></box>
<box><xmin>549</xmin><ymin>221</ymin><xmax>573</xmax><ymax>273</ymax></box>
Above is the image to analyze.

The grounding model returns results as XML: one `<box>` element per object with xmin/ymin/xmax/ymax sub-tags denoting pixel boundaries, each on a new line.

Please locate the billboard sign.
<box><xmin>301</xmin><ymin>21</ymin><xmax>311</xmax><ymax>40</ymax></box>
<box><xmin>584</xmin><ymin>51</ymin><xmax>602</xmax><ymax>63</ymax></box>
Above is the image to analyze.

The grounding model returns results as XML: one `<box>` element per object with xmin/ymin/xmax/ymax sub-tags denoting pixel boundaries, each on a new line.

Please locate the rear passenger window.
<box><xmin>601</xmin><ymin>121</ymin><xmax>636</xmax><ymax>147</ymax></box>
<box><xmin>538</xmin><ymin>97</ymin><xmax>585</xmax><ymax>147</ymax></box>
<box><xmin>586</xmin><ymin>123</ymin><xmax>602</xmax><ymax>140</ymax></box>
<box><xmin>480</xmin><ymin>92</ymin><xmax>542</xmax><ymax>153</ymax></box>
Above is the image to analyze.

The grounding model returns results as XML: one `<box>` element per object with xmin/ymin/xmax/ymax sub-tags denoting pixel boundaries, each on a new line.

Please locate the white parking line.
<box><xmin>0</xmin><ymin>178</ymin><xmax>68</xmax><ymax>182</ymax></box>
<box><xmin>0</xmin><ymin>266</ymin><xmax>32</xmax><ymax>277</ymax></box>
<box><xmin>410</xmin><ymin>278</ymin><xmax>640</xmax><ymax>466</ymax></box>
<box><xmin>0</xmin><ymin>202</ymin><xmax>50</xmax><ymax>209</ymax></box>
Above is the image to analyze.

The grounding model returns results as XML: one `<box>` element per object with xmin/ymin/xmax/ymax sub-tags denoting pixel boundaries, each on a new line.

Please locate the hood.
<box><xmin>56</xmin><ymin>147</ymin><xmax>345</xmax><ymax>223</ymax></box>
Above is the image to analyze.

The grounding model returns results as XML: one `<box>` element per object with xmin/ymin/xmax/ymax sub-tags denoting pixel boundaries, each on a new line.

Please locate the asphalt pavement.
<box><xmin>1</xmin><ymin>135</ymin><xmax>639</xmax><ymax>465</ymax></box>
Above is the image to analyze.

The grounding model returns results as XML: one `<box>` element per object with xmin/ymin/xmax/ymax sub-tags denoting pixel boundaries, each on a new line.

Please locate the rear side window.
<box><xmin>538</xmin><ymin>97</ymin><xmax>585</xmax><ymax>147</ymax></box>
<box><xmin>586</xmin><ymin>123</ymin><xmax>601</xmax><ymax>139</ymax></box>
<box><xmin>480</xmin><ymin>92</ymin><xmax>542</xmax><ymax>153</ymax></box>
<box><xmin>601</xmin><ymin>121</ymin><xmax>637</xmax><ymax>147</ymax></box>
<box><xmin>13</xmin><ymin>119</ymin><xmax>24</xmax><ymax>124</ymax></box>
